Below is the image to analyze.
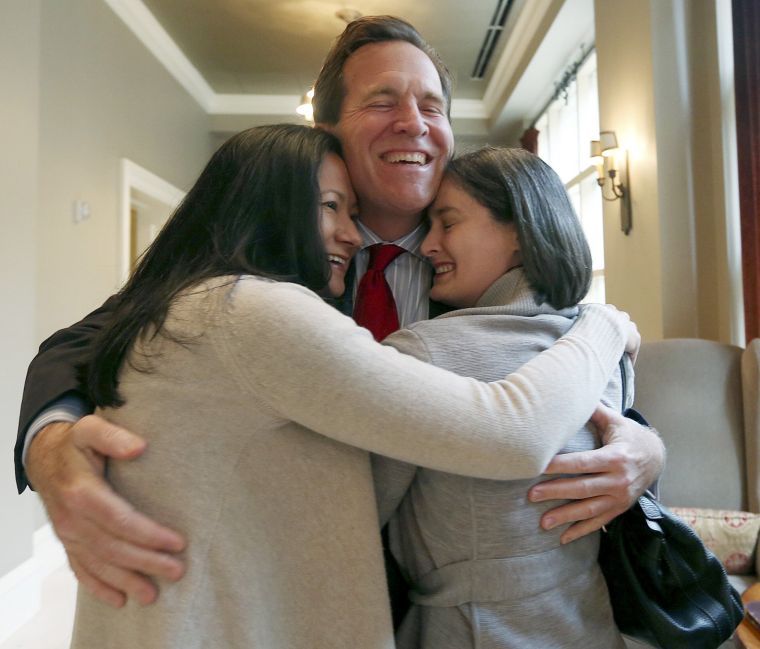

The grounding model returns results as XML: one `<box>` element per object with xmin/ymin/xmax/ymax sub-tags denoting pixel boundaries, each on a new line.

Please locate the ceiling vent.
<box><xmin>470</xmin><ymin>0</ymin><xmax>516</xmax><ymax>80</ymax></box>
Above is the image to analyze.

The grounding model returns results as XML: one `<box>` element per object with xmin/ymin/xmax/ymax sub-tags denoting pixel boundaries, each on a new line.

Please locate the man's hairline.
<box><xmin>316</xmin><ymin>38</ymin><xmax>453</xmax><ymax>128</ymax></box>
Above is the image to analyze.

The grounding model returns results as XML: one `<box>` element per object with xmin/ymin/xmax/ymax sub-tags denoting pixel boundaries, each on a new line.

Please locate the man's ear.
<box><xmin>315</xmin><ymin>122</ymin><xmax>336</xmax><ymax>135</ymax></box>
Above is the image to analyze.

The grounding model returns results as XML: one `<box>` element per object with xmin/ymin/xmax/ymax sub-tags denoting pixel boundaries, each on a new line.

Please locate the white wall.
<box><xmin>595</xmin><ymin>0</ymin><xmax>741</xmax><ymax>344</ymax></box>
<box><xmin>1</xmin><ymin>0</ymin><xmax>213</xmax><ymax>590</ymax></box>
<box><xmin>595</xmin><ymin>0</ymin><xmax>664</xmax><ymax>341</ymax></box>
<box><xmin>0</xmin><ymin>0</ymin><xmax>43</xmax><ymax>576</ymax></box>
<box><xmin>35</xmin><ymin>0</ymin><xmax>213</xmax><ymax>339</ymax></box>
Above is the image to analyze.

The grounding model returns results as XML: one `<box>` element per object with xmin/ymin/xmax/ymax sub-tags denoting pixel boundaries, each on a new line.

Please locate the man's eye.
<box><xmin>421</xmin><ymin>105</ymin><xmax>444</xmax><ymax>115</ymax></box>
<box><xmin>322</xmin><ymin>201</ymin><xmax>338</xmax><ymax>211</ymax></box>
<box><xmin>442</xmin><ymin>222</ymin><xmax>454</xmax><ymax>231</ymax></box>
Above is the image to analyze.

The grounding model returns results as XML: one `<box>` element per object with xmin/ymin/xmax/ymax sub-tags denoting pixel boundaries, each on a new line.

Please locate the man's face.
<box><xmin>330</xmin><ymin>41</ymin><xmax>455</xmax><ymax>222</ymax></box>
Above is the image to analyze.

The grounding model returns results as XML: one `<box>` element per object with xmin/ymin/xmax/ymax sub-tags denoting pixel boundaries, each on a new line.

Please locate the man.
<box><xmin>16</xmin><ymin>16</ymin><xmax>665</xmax><ymax>611</ymax></box>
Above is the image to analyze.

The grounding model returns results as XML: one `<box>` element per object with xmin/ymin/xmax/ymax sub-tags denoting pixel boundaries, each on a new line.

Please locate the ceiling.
<box><xmin>111</xmin><ymin>0</ymin><xmax>595</xmax><ymax>143</ymax></box>
<box><xmin>140</xmin><ymin>0</ymin><xmax>516</xmax><ymax>97</ymax></box>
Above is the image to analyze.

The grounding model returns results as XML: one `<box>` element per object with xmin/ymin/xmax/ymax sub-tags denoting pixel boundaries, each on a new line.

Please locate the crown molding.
<box><xmin>102</xmin><ymin>0</ymin><xmax>216</xmax><ymax>111</ymax></box>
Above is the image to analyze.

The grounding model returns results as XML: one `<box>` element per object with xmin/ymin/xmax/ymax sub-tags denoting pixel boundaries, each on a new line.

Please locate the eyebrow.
<box><xmin>430</xmin><ymin>206</ymin><xmax>457</xmax><ymax>218</ymax></box>
<box><xmin>320</xmin><ymin>189</ymin><xmax>347</xmax><ymax>200</ymax></box>
<box><xmin>361</xmin><ymin>86</ymin><xmax>445</xmax><ymax>106</ymax></box>
<box><xmin>361</xmin><ymin>86</ymin><xmax>397</xmax><ymax>101</ymax></box>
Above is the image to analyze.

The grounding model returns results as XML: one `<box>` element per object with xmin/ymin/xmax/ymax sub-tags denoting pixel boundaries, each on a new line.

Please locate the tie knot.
<box><xmin>367</xmin><ymin>243</ymin><xmax>405</xmax><ymax>273</ymax></box>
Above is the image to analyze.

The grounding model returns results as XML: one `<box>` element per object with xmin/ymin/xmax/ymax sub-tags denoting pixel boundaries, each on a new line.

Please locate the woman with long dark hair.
<box><xmin>71</xmin><ymin>126</ymin><xmax>633</xmax><ymax>649</ymax></box>
<box><xmin>374</xmin><ymin>147</ymin><xmax>630</xmax><ymax>648</ymax></box>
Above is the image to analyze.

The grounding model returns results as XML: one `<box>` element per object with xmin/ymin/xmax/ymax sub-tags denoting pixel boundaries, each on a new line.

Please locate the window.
<box><xmin>535</xmin><ymin>52</ymin><xmax>605</xmax><ymax>303</ymax></box>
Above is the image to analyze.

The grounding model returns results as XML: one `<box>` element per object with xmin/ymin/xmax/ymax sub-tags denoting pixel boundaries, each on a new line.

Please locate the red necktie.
<box><xmin>353</xmin><ymin>243</ymin><xmax>406</xmax><ymax>341</ymax></box>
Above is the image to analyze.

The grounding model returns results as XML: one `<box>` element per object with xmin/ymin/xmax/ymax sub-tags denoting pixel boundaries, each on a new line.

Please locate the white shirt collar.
<box><xmin>355</xmin><ymin>220</ymin><xmax>428</xmax><ymax>260</ymax></box>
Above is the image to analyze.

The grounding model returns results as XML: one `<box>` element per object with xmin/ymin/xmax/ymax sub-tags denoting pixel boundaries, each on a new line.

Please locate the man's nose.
<box><xmin>393</xmin><ymin>102</ymin><xmax>428</xmax><ymax>137</ymax></box>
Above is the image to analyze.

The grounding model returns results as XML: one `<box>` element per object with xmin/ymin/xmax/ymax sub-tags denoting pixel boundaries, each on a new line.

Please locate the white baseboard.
<box><xmin>0</xmin><ymin>524</ymin><xmax>67</xmax><ymax>644</ymax></box>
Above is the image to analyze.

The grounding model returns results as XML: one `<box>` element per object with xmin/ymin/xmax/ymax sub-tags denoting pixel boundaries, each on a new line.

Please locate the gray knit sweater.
<box><xmin>374</xmin><ymin>269</ymin><xmax>631</xmax><ymax>649</ymax></box>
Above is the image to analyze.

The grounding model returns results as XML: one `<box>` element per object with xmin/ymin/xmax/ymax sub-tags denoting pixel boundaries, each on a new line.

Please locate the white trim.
<box><xmin>102</xmin><ymin>0</ymin><xmax>216</xmax><ymax>111</ymax></box>
<box><xmin>451</xmin><ymin>98</ymin><xmax>488</xmax><ymax>120</ymax></box>
<box><xmin>209</xmin><ymin>94</ymin><xmax>488</xmax><ymax>120</ymax></box>
<box><xmin>564</xmin><ymin>165</ymin><xmax>597</xmax><ymax>190</ymax></box>
<box><xmin>119</xmin><ymin>159</ymin><xmax>186</xmax><ymax>285</ymax></box>
<box><xmin>715</xmin><ymin>0</ymin><xmax>745</xmax><ymax>346</ymax></box>
<box><xmin>482</xmin><ymin>0</ymin><xmax>562</xmax><ymax>115</ymax></box>
<box><xmin>209</xmin><ymin>93</ymin><xmax>300</xmax><ymax>115</ymax></box>
<box><xmin>0</xmin><ymin>525</ymin><xmax>67</xmax><ymax>645</ymax></box>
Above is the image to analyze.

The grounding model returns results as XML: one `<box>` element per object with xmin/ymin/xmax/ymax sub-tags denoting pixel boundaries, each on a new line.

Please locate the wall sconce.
<box><xmin>296</xmin><ymin>88</ymin><xmax>315</xmax><ymax>123</ymax></box>
<box><xmin>590</xmin><ymin>130</ymin><xmax>632</xmax><ymax>235</ymax></box>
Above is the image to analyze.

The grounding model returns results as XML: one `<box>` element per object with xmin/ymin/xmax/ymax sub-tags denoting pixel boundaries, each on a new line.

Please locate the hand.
<box><xmin>594</xmin><ymin>303</ymin><xmax>640</xmax><ymax>361</ymax></box>
<box><xmin>26</xmin><ymin>416</ymin><xmax>186</xmax><ymax>607</ymax></box>
<box><xmin>528</xmin><ymin>404</ymin><xmax>665</xmax><ymax>544</ymax></box>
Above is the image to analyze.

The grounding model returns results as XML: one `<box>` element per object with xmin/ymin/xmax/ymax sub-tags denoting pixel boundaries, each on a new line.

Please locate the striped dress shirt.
<box><xmin>352</xmin><ymin>220</ymin><xmax>432</xmax><ymax>328</ymax></box>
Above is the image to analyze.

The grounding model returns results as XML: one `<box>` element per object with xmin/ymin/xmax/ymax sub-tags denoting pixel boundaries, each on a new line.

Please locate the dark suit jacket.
<box><xmin>14</xmin><ymin>296</ymin><xmax>118</xmax><ymax>492</ymax></box>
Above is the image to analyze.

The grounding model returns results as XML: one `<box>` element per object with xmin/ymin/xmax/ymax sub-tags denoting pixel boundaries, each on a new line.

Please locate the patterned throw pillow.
<box><xmin>670</xmin><ymin>507</ymin><xmax>760</xmax><ymax>575</ymax></box>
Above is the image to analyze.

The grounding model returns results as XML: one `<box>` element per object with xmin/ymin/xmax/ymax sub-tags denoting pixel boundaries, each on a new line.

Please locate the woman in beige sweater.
<box><xmin>72</xmin><ymin>125</ymin><xmax>633</xmax><ymax>648</ymax></box>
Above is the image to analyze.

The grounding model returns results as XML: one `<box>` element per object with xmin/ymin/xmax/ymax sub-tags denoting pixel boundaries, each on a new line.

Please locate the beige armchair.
<box><xmin>621</xmin><ymin>338</ymin><xmax>759</xmax><ymax>648</ymax></box>
<box><xmin>633</xmin><ymin>338</ymin><xmax>759</xmax><ymax>591</ymax></box>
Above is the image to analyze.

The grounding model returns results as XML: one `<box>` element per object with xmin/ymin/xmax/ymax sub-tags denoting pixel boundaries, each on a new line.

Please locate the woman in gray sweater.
<box><xmin>73</xmin><ymin>127</ymin><xmax>633</xmax><ymax>648</ymax></box>
<box><xmin>373</xmin><ymin>147</ymin><xmax>630</xmax><ymax>648</ymax></box>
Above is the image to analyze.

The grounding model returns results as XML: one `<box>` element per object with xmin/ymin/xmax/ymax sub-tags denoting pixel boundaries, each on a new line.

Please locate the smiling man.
<box><xmin>15</xmin><ymin>15</ymin><xmax>664</xmax><ymax>620</ymax></box>
<box><xmin>327</xmin><ymin>40</ymin><xmax>453</xmax><ymax>240</ymax></box>
<box><xmin>312</xmin><ymin>20</ymin><xmax>457</xmax><ymax>336</ymax></box>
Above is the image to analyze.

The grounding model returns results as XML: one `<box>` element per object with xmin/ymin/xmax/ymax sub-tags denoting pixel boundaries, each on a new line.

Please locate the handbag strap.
<box><xmin>620</xmin><ymin>357</ymin><xmax>650</xmax><ymax>427</ymax></box>
<box><xmin>619</xmin><ymin>358</ymin><xmax>627</xmax><ymax>412</ymax></box>
<box><xmin>618</xmin><ymin>356</ymin><xmax>659</xmax><ymax>507</ymax></box>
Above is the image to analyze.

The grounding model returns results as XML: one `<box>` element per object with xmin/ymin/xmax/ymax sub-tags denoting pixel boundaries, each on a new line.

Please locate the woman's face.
<box><xmin>422</xmin><ymin>176</ymin><xmax>522</xmax><ymax>308</ymax></box>
<box><xmin>318</xmin><ymin>153</ymin><xmax>362</xmax><ymax>297</ymax></box>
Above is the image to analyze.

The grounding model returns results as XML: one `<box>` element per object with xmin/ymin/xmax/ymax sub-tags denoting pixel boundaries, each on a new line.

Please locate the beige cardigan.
<box><xmin>70</xmin><ymin>275</ymin><xmax>626</xmax><ymax>649</ymax></box>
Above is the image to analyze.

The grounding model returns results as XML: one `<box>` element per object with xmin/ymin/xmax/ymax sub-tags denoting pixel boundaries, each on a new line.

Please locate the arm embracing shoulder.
<box><xmin>219</xmin><ymin>281</ymin><xmax>628</xmax><ymax>480</ymax></box>
<box><xmin>15</xmin><ymin>296</ymin><xmax>118</xmax><ymax>492</ymax></box>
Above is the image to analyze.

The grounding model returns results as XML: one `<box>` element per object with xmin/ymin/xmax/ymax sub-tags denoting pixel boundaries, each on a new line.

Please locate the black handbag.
<box><xmin>599</xmin><ymin>361</ymin><xmax>744</xmax><ymax>648</ymax></box>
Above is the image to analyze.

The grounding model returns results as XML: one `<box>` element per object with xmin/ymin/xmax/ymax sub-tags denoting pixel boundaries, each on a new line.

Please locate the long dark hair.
<box><xmin>85</xmin><ymin>124</ymin><xmax>342</xmax><ymax>407</ymax></box>
<box><xmin>445</xmin><ymin>147</ymin><xmax>592</xmax><ymax>309</ymax></box>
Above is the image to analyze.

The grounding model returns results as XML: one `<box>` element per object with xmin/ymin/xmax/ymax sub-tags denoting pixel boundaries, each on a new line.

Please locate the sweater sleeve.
<box><xmin>217</xmin><ymin>279</ymin><xmax>626</xmax><ymax>480</ymax></box>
